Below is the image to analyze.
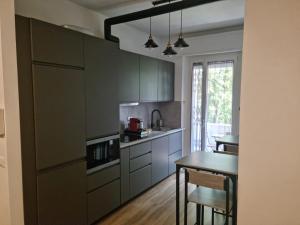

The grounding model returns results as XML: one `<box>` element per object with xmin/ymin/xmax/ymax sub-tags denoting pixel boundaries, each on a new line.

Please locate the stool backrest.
<box><xmin>187</xmin><ymin>169</ymin><xmax>228</xmax><ymax>191</ymax></box>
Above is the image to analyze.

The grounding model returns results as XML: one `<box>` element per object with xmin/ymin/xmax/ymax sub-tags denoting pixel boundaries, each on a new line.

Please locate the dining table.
<box><xmin>215</xmin><ymin>135</ymin><xmax>239</xmax><ymax>150</ymax></box>
<box><xmin>175</xmin><ymin>151</ymin><xmax>238</xmax><ymax>225</ymax></box>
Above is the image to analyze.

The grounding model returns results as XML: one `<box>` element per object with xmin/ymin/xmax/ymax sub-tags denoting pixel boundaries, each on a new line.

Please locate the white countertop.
<box><xmin>120</xmin><ymin>128</ymin><xmax>184</xmax><ymax>149</ymax></box>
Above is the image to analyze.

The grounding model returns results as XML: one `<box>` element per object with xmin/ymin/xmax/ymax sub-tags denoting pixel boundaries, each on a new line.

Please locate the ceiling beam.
<box><xmin>104</xmin><ymin>0</ymin><xmax>224</xmax><ymax>43</ymax></box>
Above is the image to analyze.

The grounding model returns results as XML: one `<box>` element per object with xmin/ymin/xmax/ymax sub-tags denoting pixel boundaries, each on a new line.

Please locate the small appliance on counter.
<box><xmin>121</xmin><ymin>117</ymin><xmax>148</xmax><ymax>142</ymax></box>
<box><xmin>86</xmin><ymin>134</ymin><xmax>120</xmax><ymax>174</ymax></box>
<box><xmin>122</xmin><ymin>129</ymin><xmax>149</xmax><ymax>142</ymax></box>
<box><xmin>128</xmin><ymin>117</ymin><xmax>143</xmax><ymax>131</ymax></box>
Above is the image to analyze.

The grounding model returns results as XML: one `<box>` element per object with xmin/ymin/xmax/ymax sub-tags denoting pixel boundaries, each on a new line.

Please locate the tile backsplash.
<box><xmin>120</xmin><ymin>101</ymin><xmax>182</xmax><ymax>133</ymax></box>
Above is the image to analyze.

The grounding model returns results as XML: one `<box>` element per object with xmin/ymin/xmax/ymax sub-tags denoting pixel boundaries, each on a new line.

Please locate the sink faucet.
<box><xmin>151</xmin><ymin>109</ymin><xmax>162</xmax><ymax>130</ymax></box>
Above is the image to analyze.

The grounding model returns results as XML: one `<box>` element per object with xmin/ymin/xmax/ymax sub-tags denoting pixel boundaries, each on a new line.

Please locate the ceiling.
<box><xmin>70</xmin><ymin>0</ymin><xmax>245</xmax><ymax>38</ymax></box>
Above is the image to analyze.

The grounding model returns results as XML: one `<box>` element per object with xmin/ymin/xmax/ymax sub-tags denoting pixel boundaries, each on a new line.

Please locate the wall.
<box><xmin>0</xmin><ymin>20</ymin><xmax>11</xmax><ymax>225</ymax></box>
<box><xmin>238</xmin><ymin>1</ymin><xmax>300</xmax><ymax>224</ymax></box>
<box><xmin>0</xmin><ymin>0</ymin><xmax>24</xmax><ymax>225</ymax></box>
<box><xmin>14</xmin><ymin>0</ymin><xmax>166</xmax><ymax>59</ymax></box>
<box><xmin>119</xmin><ymin>102</ymin><xmax>181</xmax><ymax>132</ymax></box>
<box><xmin>171</xmin><ymin>30</ymin><xmax>244</xmax><ymax>155</ymax></box>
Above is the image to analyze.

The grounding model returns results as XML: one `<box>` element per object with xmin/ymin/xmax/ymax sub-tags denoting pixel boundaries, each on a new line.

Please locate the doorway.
<box><xmin>191</xmin><ymin>53</ymin><xmax>241</xmax><ymax>152</ymax></box>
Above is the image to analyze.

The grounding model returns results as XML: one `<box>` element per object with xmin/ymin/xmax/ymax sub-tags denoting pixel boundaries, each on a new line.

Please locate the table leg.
<box><xmin>176</xmin><ymin>165</ymin><xmax>180</xmax><ymax>225</ymax></box>
<box><xmin>231</xmin><ymin>176</ymin><xmax>237</xmax><ymax>225</ymax></box>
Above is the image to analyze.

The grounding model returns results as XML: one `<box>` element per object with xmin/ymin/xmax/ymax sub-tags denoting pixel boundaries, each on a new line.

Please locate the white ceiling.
<box><xmin>70</xmin><ymin>0</ymin><xmax>245</xmax><ymax>38</ymax></box>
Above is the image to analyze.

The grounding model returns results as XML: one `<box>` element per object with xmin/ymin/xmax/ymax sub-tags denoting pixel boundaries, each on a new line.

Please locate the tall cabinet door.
<box><xmin>140</xmin><ymin>56</ymin><xmax>158</xmax><ymax>102</ymax></box>
<box><xmin>33</xmin><ymin>65</ymin><xmax>85</xmax><ymax>170</ymax></box>
<box><xmin>158</xmin><ymin>61</ymin><xmax>175</xmax><ymax>102</ymax></box>
<box><xmin>151</xmin><ymin>136</ymin><xmax>169</xmax><ymax>184</ymax></box>
<box><xmin>85</xmin><ymin>36</ymin><xmax>119</xmax><ymax>140</ymax></box>
<box><xmin>37</xmin><ymin>161</ymin><xmax>87</xmax><ymax>225</ymax></box>
<box><xmin>119</xmin><ymin>50</ymin><xmax>140</xmax><ymax>103</ymax></box>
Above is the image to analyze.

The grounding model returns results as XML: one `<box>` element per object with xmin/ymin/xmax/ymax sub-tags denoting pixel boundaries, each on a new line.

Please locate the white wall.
<box><xmin>0</xmin><ymin>0</ymin><xmax>24</xmax><ymax>225</ymax></box>
<box><xmin>238</xmin><ymin>1</ymin><xmax>300</xmax><ymax>224</ymax></box>
<box><xmin>170</xmin><ymin>30</ymin><xmax>244</xmax><ymax>155</ymax></box>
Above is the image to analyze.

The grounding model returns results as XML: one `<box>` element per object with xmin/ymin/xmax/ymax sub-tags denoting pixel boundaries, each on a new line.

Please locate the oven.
<box><xmin>86</xmin><ymin>134</ymin><xmax>120</xmax><ymax>174</ymax></box>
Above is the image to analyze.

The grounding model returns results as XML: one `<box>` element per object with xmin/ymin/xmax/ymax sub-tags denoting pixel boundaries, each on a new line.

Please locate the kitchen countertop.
<box><xmin>120</xmin><ymin>128</ymin><xmax>184</xmax><ymax>149</ymax></box>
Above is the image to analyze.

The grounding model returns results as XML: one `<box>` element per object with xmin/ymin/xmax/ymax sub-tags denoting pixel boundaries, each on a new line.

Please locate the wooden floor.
<box><xmin>97</xmin><ymin>173</ymin><xmax>228</xmax><ymax>225</ymax></box>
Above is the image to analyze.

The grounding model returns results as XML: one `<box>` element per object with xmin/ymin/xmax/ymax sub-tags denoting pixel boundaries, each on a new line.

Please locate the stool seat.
<box><xmin>189</xmin><ymin>186</ymin><xmax>232</xmax><ymax>211</ymax></box>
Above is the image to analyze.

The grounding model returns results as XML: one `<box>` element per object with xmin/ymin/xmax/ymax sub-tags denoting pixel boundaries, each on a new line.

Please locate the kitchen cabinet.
<box><xmin>85</xmin><ymin>36</ymin><xmax>120</xmax><ymax>139</ymax></box>
<box><xmin>121</xmin><ymin>148</ymin><xmax>130</xmax><ymax>204</ymax></box>
<box><xmin>168</xmin><ymin>150</ymin><xmax>182</xmax><ymax>175</ymax></box>
<box><xmin>130</xmin><ymin>153</ymin><xmax>152</xmax><ymax>172</ymax></box>
<box><xmin>130</xmin><ymin>165</ymin><xmax>152</xmax><ymax>198</ymax></box>
<box><xmin>33</xmin><ymin>65</ymin><xmax>85</xmax><ymax>170</ymax></box>
<box><xmin>118</xmin><ymin>50</ymin><xmax>140</xmax><ymax>103</ymax></box>
<box><xmin>140</xmin><ymin>55</ymin><xmax>158</xmax><ymax>102</ymax></box>
<box><xmin>31</xmin><ymin>19</ymin><xmax>84</xmax><ymax>67</ymax></box>
<box><xmin>169</xmin><ymin>131</ymin><xmax>182</xmax><ymax>155</ymax></box>
<box><xmin>88</xmin><ymin>179</ymin><xmax>120</xmax><ymax>225</ymax></box>
<box><xmin>151</xmin><ymin>136</ymin><xmax>169</xmax><ymax>185</ymax></box>
<box><xmin>87</xmin><ymin>164</ymin><xmax>120</xmax><ymax>192</ymax></box>
<box><xmin>130</xmin><ymin>141</ymin><xmax>152</xmax><ymax>159</ymax></box>
<box><xmin>37</xmin><ymin>161</ymin><xmax>87</xmax><ymax>225</ymax></box>
<box><xmin>158</xmin><ymin>60</ymin><xmax>174</xmax><ymax>102</ymax></box>
<box><xmin>168</xmin><ymin>131</ymin><xmax>182</xmax><ymax>175</ymax></box>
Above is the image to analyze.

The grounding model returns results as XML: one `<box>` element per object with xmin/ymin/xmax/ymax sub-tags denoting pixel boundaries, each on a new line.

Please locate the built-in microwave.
<box><xmin>86</xmin><ymin>134</ymin><xmax>120</xmax><ymax>174</ymax></box>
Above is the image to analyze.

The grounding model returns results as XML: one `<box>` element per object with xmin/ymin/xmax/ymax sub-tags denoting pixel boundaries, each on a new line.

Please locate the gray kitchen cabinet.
<box><xmin>169</xmin><ymin>131</ymin><xmax>182</xmax><ymax>155</ymax></box>
<box><xmin>121</xmin><ymin>147</ymin><xmax>130</xmax><ymax>204</ymax></box>
<box><xmin>130</xmin><ymin>153</ymin><xmax>152</xmax><ymax>172</ymax></box>
<box><xmin>118</xmin><ymin>50</ymin><xmax>140</xmax><ymax>103</ymax></box>
<box><xmin>37</xmin><ymin>161</ymin><xmax>87</xmax><ymax>225</ymax></box>
<box><xmin>130</xmin><ymin>165</ymin><xmax>152</xmax><ymax>198</ymax></box>
<box><xmin>168</xmin><ymin>150</ymin><xmax>182</xmax><ymax>175</ymax></box>
<box><xmin>85</xmin><ymin>36</ymin><xmax>120</xmax><ymax>139</ymax></box>
<box><xmin>87</xmin><ymin>164</ymin><xmax>120</xmax><ymax>192</ymax></box>
<box><xmin>33</xmin><ymin>65</ymin><xmax>85</xmax><ymax>170</ymax></box>
<box><xmin>130</xmin><ymin>141</ymin><xmax>152</xmax><ymax>159</ymax></box>
<box><xmin>158</xmin><ymin>60</ymin><xmax>175</xmax><ymax>102</ymax></box>
<box><xmin>140</xmin><ymin>55</ymin><xmax>158</xmax><ymax>102</ymax></box>
<box><xmin>151</xmin><ymin>136</ymin><xmax>169</xmax><ymax>185</ymax></box>
<box><xmin>88</xmin><ymin>179</ymin><xmax>120</xmax><ymax>225</ymax></box>
<box><xmin>31</xmin><ymin>19</ymin><xmax>84</xmax><ymax>67</ymax></box>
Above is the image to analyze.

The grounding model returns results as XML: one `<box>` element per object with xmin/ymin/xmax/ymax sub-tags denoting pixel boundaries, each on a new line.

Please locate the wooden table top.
<box><xmin>175</xmin><ymin>151</ymin><xmax>238</xmax><ymax>176</ymax></box>
<box><xmin>215</xmin><ymin>135</ymin><xmax>239</xmax><ymax>146</ymax></box>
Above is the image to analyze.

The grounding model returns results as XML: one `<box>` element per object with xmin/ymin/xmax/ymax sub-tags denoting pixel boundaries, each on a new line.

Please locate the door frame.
<box><xmin>190</xmin><ymin>52</ymin><xmax>242</xmax><ymax>151</ymax></box>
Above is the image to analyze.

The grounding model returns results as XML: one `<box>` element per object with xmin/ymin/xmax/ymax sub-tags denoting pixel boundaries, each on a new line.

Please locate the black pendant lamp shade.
<box><xmin>163</xmin><ymin>42</ymin><xmax>177</xmax><ymax>55</ymax></box>
<box><xmin>163</xmin><ymin>11</ymin><xmax>177</xmax><ymax>56</ymax></box>
<box><xmin>174</xmin><ymin>35</ymin><xmax>189</xmax><ymax>48</ymax></box>
<box><xmin>145</xmin><ymin>17</ymin><xmax>159</xmax><ymax>49</ymax></box>
<box><xmin>174</xmin><ymin>10</ymin><xmax>189</xmax><ymax>48</ymax></box>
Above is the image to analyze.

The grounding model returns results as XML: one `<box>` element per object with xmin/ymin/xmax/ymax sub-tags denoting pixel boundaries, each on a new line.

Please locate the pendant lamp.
<box><xmin>174</xmin><ymin>10</ymin><xmax>189</xmax><ymax>49</ymax></box>
<box><xmin>145</xmin><ymin>17</ymin><xmax>159</xmax><ymax>49</ymax></box>
<box><xmin>163</xmin><ymin>11</ymin><xmax>177</xmax><ymax>56</ymax></box>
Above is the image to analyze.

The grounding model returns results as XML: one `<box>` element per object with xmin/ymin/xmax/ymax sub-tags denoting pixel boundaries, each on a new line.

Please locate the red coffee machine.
<box><xmin>128</xmin><ymin>118</ymin><xmax>141</xmax><ymax>132</ymax></box>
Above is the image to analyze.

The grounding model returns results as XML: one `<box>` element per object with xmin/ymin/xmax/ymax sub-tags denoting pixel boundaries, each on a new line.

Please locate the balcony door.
<box><xmin>191</xmin><ymin>53</ymin><xmax>241</xmax><ymax>152</ymax></box>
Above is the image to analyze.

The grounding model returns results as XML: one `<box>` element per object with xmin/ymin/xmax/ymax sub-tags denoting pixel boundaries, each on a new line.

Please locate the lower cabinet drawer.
<box><xmin>130</xmin><ymin>165</ymin><xmax>151</xmax><ymax>198</ymax></box>
<box><xmin>130</xmin><ymin>153</ymin><xmax>151</xmax><ymax>172</ymax></box>
<box><xmin>87</xmin><ymin>164</ymin><xmax>120</xmax><ymax>192</ymax></box>
<box><xmin>88</xmin><ymin>179</ymin><xmax>120</xmax><ymax>225</ymax></box>
<box><xmin>168</xmin><ymin>150</ymin><xmax>182</xmax><ymax>175</ymax></box>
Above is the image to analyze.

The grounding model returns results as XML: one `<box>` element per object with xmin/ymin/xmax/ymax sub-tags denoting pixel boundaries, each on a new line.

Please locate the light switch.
<box><xmin>0</xmin><ymin>109</ymin><xmax>4</xmax><ymax>137</ymax></box>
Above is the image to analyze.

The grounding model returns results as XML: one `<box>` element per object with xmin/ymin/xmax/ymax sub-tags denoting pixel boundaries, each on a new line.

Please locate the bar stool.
<box><xmin>184</xmin><ymin>169</ymin><xmax>232</xmax><ymax>225</ymax></box>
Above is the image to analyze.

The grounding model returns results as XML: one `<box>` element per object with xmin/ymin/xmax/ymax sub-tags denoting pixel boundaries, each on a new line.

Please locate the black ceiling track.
<box><xmin>104</xmin><ymin>0</ymin><xmax>223</xmax><ymax>43</ymax></box>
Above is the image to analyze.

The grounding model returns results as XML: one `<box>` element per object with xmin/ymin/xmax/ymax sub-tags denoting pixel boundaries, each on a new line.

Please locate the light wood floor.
<box><xmin>97</xmin><ymin>173</ymin><xmax>228</xmax><ymax>225</ymax></box>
